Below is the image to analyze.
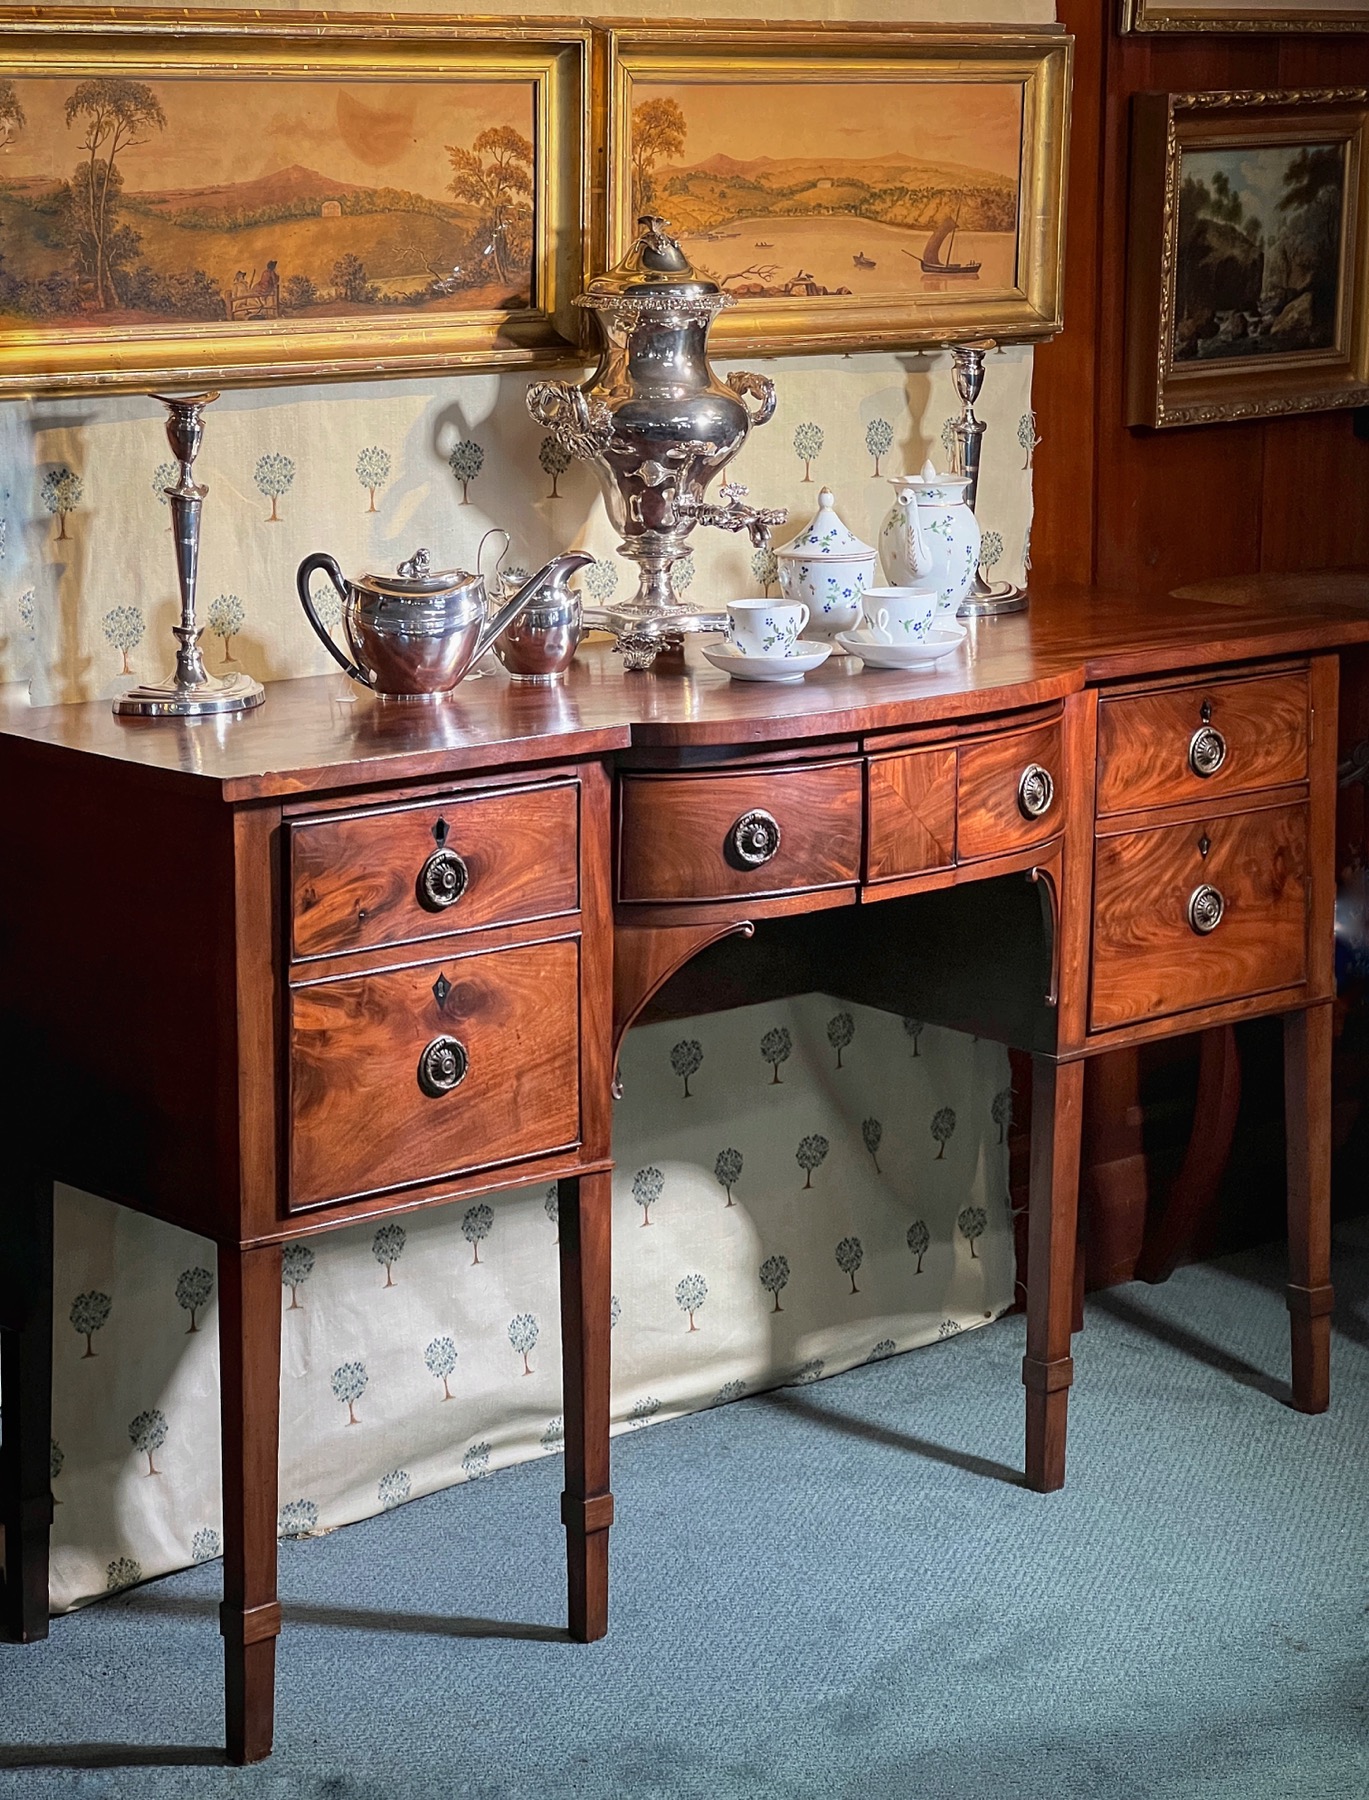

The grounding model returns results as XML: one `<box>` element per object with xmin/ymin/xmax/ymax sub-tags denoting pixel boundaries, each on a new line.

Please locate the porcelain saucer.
<box><xmin>701</xmin><ymin>639</ymin><xmax>833</xmax><ymax>682</ymax></box>
<box><xmin>835</xmin><ymin>626</ymin><xmax>966</xmax><ymax>670</ymax></box>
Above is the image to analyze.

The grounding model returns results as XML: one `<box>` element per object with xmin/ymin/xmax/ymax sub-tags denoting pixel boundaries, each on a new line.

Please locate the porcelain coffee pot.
<box><xmin>297</xmin><ymin>544</ymin><xmax>593</xmax><ymax>699</ymax></box>
<box><xmin>879</xmin><ymin>460</ymin><xmax>982</xmax><ymax>614</ymax></box>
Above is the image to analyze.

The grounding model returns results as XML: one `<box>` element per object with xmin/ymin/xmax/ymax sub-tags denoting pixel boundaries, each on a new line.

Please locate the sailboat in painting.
<box><xmin>908</xmin><ymin>200</ymin><xmax>982</xmax><ymax>278</ymax></box>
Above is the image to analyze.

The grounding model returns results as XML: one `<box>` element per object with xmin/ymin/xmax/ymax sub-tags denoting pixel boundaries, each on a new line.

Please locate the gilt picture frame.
<box><xmin>1121</xmin><ymin>0</ymin><xmax>1369</xmax><ymax>35</ymax></box>
<box><xmin>597</xmin><ymin>23</ymin><xmax>1072</xmax><ymax>356</ymax></box>
<box><xmin>1125</xmin><ymin>89</ymin><xmax>1369</xmax><ymax>429</ymax></box>
<box><xmin>0</xmin><ymin>9</ymin><xmax>590</xmax><ymax>396</ymax></box>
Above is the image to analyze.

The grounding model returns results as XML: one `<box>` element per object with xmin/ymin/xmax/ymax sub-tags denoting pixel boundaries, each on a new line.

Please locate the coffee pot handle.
<box><xmin>297</xmin><ymin>552</ymin><xmax>371</xmax><ymax>688</ymax></box>
<box><xmin>726</xmin><ymin>370</ymin><xmax>777</xmax><ymax>428</ymax></box>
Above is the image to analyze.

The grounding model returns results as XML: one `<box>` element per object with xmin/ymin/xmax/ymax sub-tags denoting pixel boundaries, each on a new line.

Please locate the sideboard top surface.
<box><xmin>3</xmin><ymin>576</ymin><xmax>1367</xmax><ymax>800</ymax></box>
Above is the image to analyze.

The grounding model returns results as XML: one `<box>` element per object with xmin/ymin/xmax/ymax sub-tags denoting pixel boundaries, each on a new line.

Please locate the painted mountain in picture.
<box><xmin>0</xmin><ymin>73</ymin><xmax>538</xmax><ymax>327</ymax></box>
<box><xmin>628</xmin><ymin>78</ymin><xmax>1025</xmax><ymax>299</ymax></box>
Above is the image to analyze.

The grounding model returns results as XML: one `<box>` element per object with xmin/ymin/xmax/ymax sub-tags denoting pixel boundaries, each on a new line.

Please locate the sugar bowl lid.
<box><xmin>353</xmin><ymin>547</ymin><xmax>481</xmax><ymax>601</ymax></box>
<box><xmin>776</xmin><ymin>487</ymin><xmax>877</xmax><ymax>562</ymax></box>
<box><xmin>577</xmin><ymin>215</ymin><xmax>734</xmax><ymax>318</ymax></box>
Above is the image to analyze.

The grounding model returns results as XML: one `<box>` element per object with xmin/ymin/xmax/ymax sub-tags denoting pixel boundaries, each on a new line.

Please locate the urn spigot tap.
<box><xmin>674</xmin><ymin>484</ymin><xmax>788</xmax><ymax>550</ymax></box>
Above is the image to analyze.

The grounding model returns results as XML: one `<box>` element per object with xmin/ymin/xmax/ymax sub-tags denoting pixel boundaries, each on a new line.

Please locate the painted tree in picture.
<box><xmin>1018</xmin><ymin>410</ymin><xmax>1041</xmax><ymax>470</ymax></box>
<box><xmin>544</xmin><ymin>1183</ymin><xmax>559</xmax><ymax>1242</ymax></box>
<box><xmin>103</xmin><ymin>605</ymin><xmax>143</xmax><ymax>675</ymax></box>
<box><xmin>539</xmin><ymin>434</ymin><xmax>571</xmax><ymax>499</ymax></box>
<box><xmin>70</xmin><ymin>1290</ymin><xmax>111</xmax><ymax>1357</ymax></box>
<box><xmin>906</xmin><ymin>1219</ymin><xmax>930</xmax><ymax>1273</ymax></box>
<box><xmin>447</xmin><ymin>127</ymin><xmax>534</xmax><ymax>288</ymax></box>
<box><xmin>957</xmin><ymin>1204</ymin><xmax>988</xmax><ymax>1258</ymax></box>
<box><xmin>632</xmin><ymin>1165</ymin><xmax>663</xmax><ymax>1227</ymax></box>
<box><xmin>761</xmin><ymin>1025</ymin><xmax>792</xmax><ymax>1084</ymax></box>
<box><xmin>835</xmin><ymin>1236</ymin><xmax>864</xmax><ymax>1295</ymax></box>
<box><xmin>208</xmin><ymin>593</ymin><xmax>244</xmax><ymax>663</ymax></box>
<box><xmin>424</xmin><ymin>1336</ymin><xmax>458</xmax><ymax>1401</ymax></box>
<box><xmin>862</xmin><ymin>1117</ymin><xmax>883</xmax><ymax>1174</ymax></box>
<box><xmin>448</xmin><ymin>439</ymin><xmax>485</xmax><ymax>505</ymax></box>
<box><xmin>865</xmin><ymin>417</ymin><xmax>894</xmax><ymax>477</ymax></box>
<box><xmin>175</xmin><ymin>1265</ymin><xmax>213</xmax><ymax>1333</ymax></box>
<box><xmin>931</xmin><ymin>1106</ymin><xmax>957</xmax><ymax>1160</ymax></box>
<box><xmin>462</xmin><ymin>1201</ymin><xmax>493</xmax><ymax>1264</ymax></box>
<box><xmin>903</xmin><ymin>1018</ymin><xmax>925</xmax><ymax>1057</ymax></box>
<box><xmin>751</xmin><ymin>546</ymin><xmax>779</xmax><ymax>597</ymax></box>
<box><xmin>192</xmin><ymin>1527</ymin><xmax>220</xmax><ymax>1561</ymax></box>
<box><xmin>332</xmin><ymin>1360</ymin><xmax>368</xmax><ymax>1426</ymax></box>
<box><xmin>372</xmin><ymin>1222</ymin><xmax>406</xmax><ymax>1288</ymax></box>
<box><xmin>107</xmin><ymin>1556</ymin><xmax>143</xmax><ymax>1591</ymax></box>
<box><xmin>826</xmin><ymin>1011</ymin><xmax>855</xmax><ymax>1069</ymax></box>
<box><xmin>991</xmin><ymin>1086</ymin><xmax>1013</xmax><ymax>1144</ymax></box>
<box><xmin>0</xmin><ymin>80</ymin><xmax>25</xmax><ymax>149</ymax></box>
<box><xmin>281</xmin><ymin>1241</ymin><xmax>315</xmax><ymax>1309</ymax></box>
<box><xmin>714</xmin><ymin>1147</ymin><xmax>743</xmax><ymax>1207</ymax></box>
<box><xmin>356</xmin><ymin>446</ymin><xmax>391</xmax><ymax>513</ymax></box>
<box><xmin>462</xmin><ymin>1441</ymin><xmax>492</xmax><ymax>1480</ymax></box>
<box><xmin>129</xmin><ymin>1408</ymin><xmax>168</xmax><ymax>1476</ymax></box>
<box><xmin>541</xmin><ymin>1416</ymin><xmax>565</xmax><ymax>1453</ymax></box>
<box><xmin>675</xmin><ymin>1272</ymin><xmax>708</xmax><ymax>1332</ymax></box>
<box><xmin>255</xmin><ymin>453</ymin><xmax>294</xmax><ymax>523</ymax></box>
<box><xmin>64</xmin><ymin>79</ymin><xmax>167</xmax><ymax>309</ymax></box>
<box><xmin>793</xmin><ymin>422</ymin><xmax>824</xmax><ymax>482</ymax></box>
<box><xmin>759</xmin><ymin>1253</ymin><xmax>790</xmax><ymax>1312</ymax></box>
<box><xmin>631</xmin><ymin>97</ymin><xmax>687</xmax><ymax>217</ymax></box>
<box><xmin>796</xmin><ymin>1134</ymin><xmax>829</xmax><ymax>1190</ymax></box>
<box><xmin>379</xmin><ymin>1469</ymin><xmax>411</xmax><ymax>1509</ymax></box>
<box><xmin>508</xmin><ymin>1312</ymin><xmax>539</xmax><ymax>1375</ymax></box>
<box><xmin>278</xmin><ymin>1499</ymin><xmax>319</xmax><ymax>1536</ymax></box>
<box><xmin>670</xmin><ymin>1038</ymin><xmax>703</xmax><ymax>1097</ymax></box>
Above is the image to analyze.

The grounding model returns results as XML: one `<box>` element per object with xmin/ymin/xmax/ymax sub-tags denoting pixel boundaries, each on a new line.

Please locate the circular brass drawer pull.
<box><xmin>1188</xmin><ymin>725</ymin><xmax>1227</xmax><ymax>779</ymax></box>
<box><xmin>730</xmin><ymin>808</ymin><xmax>782</xmax><ymax>867</ymax></box>
<box><xmin>1188</xmin><ymin>884</ymin><xmax>1225</xmax><ymax>935</ymax></box>
<box><xmin>1017</xmin><ymin>764</ymin><xmax>1055</xmax><ymax>820</ymax></box>
<box><xmin>417</xmin><ymin>1034</ymin><xmax>468</xmax><ymax>1097</ymax></box>
<box><xmin>417</xmin><ymin>847</ymin><xmax>469</xmax><ymax>911</ymax></box>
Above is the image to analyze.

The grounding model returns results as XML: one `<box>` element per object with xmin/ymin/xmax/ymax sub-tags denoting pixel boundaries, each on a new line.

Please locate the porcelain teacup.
<box><xmin>860</xmin><ymin>586</ymin><xmax>936</xmax><ymax>646</ymax></box>
<box><xmin>724</xmin><ymin>597</ymin><xmax>810</xmax><ymax>658</ymax></box>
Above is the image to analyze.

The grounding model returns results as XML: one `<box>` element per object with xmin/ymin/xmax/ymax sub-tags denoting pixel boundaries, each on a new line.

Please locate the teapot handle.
<box><xmin>297</xmin><ymin>552</ymin><xmax>370</xmax><ymax>688</ymax></box>
<box><xmin>726</xmin><ymin>370</ymin><xmax>777</xmax><ymax>428</ymax></box>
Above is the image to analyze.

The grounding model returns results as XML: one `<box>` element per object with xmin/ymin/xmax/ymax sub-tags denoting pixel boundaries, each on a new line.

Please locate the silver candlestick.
<box><xmin>947</xmin><ymin>341</ymin><xmax>1027</xmax><ymax>618</ymax></box>
<box><xmin>114</xmin><ymin>392</ymin><xmax>266</xmax><ymax>717</ymax></box>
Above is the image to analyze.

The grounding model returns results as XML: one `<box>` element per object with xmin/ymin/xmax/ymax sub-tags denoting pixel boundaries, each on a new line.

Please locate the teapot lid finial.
<box><xmin>397</xmin><ymin>548</ymin><xmax>431</xmax><ymax>580</ymax></box>
<box><xmin>920</xmin><ymin>458</ymin><xmax>938</xmax><ymax>482</ymax></box>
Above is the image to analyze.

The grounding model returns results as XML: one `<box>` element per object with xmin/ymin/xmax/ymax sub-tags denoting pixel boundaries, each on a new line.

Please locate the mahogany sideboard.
<box><xmin>1</xmin><ymin>578</ymin><xmax>1363</xmax><ymax>1763</ymax></box>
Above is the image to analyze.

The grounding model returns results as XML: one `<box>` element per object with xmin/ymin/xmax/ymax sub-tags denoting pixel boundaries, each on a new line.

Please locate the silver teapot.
<box><xmin>297</xmin><ymin>544</ymin><xmax>593</xmax><ymax>700</ymax></box>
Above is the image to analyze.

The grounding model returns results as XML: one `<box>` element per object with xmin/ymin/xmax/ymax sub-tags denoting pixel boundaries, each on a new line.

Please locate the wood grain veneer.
<box><xmin>865</xmin><ymin>748</ymin><xmax>957</xmax><ymax>883</ymax></box>
<box><xmin>957</xmin><ymin>718</ymin><xmax>1064</xmax><ymax>862</ymax></box>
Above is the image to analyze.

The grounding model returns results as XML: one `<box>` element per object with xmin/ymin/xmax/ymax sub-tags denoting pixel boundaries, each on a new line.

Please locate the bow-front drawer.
<box><xmin>1090</xmin><ymin>802</ymin><xmax>1308</xmax><ymax>1031</ymax></box>
<box><xmin>956</xmin><ymin>719</ymin><xmax>1063</xmax><ymax>862</ymax></box>
<box><xmin>289</xmin><ymin>779</ymin><xmax>580</xmax><ymax>961</ymax></box>
<box><xmin>616</xmin><ymin>760</ymin><xmax>863</xmax><ymax>904</ymax></box>
<box><xmin>1096</xmin><ymin>671</ymin><xmax>1309</xmax><ymax>816</ymax></box>
<box><xmin>288</xmin><ymin>936</ymin><xmax>581</xmax><ymax>1208</ymax></box>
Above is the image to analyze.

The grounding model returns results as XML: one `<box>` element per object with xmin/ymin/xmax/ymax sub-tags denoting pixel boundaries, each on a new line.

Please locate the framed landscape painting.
<box><xmin>599</xmin><ymin>25</ymin><xmax>1072</xmax><ymax>355</ymax></box>
<box><xmin>1121</xmin><ymin>0</ymin><xmax>1369</xmax><ymax>33</ymax></box>
<box><xmin>1126</xmin><ymin>90</ymin><xmax>1369</xmax><ymax>428</ymax></box>
<box><xmin>0</xmin><ymin>10</ymin><xmax>589</xmax><ymax>395</ymax></box>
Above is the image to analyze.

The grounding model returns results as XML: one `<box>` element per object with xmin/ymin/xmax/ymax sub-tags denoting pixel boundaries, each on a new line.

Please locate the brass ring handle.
<box><xmin>417</xmin><ymin>848</ymin><xmax>469</xmax><ymax>911</ymax></box>
<box><xmin>1188</xmin><ymin>884</ymin><xmax>1225</xmax><ymax>935</ymax></box>
<box><xmin>1017</xmin><ymin>764</ymin><xmax>1055</xmax><ymax>820</ymax></box>
<box><xmin>1188</xmin><ymin>725</ymin><xmax>1227</xmax><ymax>778</ymax></box>
<box><xmin>730</xmin><ymin>809</ymin><xmax>782</xmax><ymax>867</ymax></box>
<box><xmin>417</xmin><ymin>1034</ymin><xmax>468</xmax><ymax>1098</ymax></box>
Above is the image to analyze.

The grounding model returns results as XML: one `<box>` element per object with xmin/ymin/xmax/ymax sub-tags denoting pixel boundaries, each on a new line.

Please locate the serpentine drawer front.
<box><xmin>616</xmin><ymin>760</ymin><xmax>863</xmax><ymax>904</ymax></box>
<box><xmin>1089</xmin><ymin>802</ymin><xmax>1308</xmax><ymax>1031</ymax></box>
<box><xmin>289</xmin><ymin>779</ymin><xmax>580</xmax><ymax>961</ymax></box>
<box><xmin>1095</xmin><ymin>671</ymin><xmax>1309</xmax><ymax>816</ymax></box>
<box><xmin>956</xmin><ymin>719</ymin><xmax>1063</xmax><ymax>862</ymax></box>
<box><xmin>288</xmin><ymin>936</ymin><xmax>581</xmax><ymax>1208</ymax></box>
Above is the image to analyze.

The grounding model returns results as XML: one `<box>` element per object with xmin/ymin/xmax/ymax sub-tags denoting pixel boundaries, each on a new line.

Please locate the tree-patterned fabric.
<box><xmin>45</xmin><ymin>1000</ymin><xmax>1012</xmax><ymax>1612</ymax></box>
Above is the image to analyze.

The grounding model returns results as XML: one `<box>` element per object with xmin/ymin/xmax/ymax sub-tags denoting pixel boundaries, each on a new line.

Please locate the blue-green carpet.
<box><xmin>2</xmin><ymin>1225</ymin><xmax>1367</xmax><ymax>1800</ymax></box>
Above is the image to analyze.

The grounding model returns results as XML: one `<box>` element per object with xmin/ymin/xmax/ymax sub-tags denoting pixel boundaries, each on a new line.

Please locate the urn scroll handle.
<box><xmin>526</xmin><ymin>381</ymin><xmax>615</xmax><ymax>462</ymax></box>
<box><xmin>726</xmin><ymin>370</ymin><xmax>777</xmax><ymax>428</ymax></box>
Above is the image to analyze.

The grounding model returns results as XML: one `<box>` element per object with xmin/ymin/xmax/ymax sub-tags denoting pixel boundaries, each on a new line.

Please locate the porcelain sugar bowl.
<box><xmin>879</xmin><ymin>460</ymin><xmax>982</xmax><ymax>615</ymax></box>
<box><xmin>774</xmin><ymin>487</ymin><xmax>877</xmax><ymax>638</ymax></box>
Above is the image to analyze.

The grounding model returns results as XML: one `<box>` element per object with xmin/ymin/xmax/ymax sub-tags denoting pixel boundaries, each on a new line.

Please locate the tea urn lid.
<box><xmin>353</xmin><ymin>547</ymin><xmax>483</xmax><ymax>602</ymax></box>
<box><xmin>775</xmin><ymin>487</ymin><xmax>877</xmax><ymax>563</ymax></box>
<box><xmin>576</xmin><ymin>215</ymin><xmax>735</xmax><ymax>321</ymax></box>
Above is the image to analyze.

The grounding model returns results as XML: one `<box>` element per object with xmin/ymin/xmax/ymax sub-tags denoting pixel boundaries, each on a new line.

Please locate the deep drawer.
<box><xmin>956</xmin><ymin>719</ymin><xmax>1063</xmax><ymax>862</ymax></box>
<box><xmin>289</xmin><ymin>780</ymin><xmax>579</xmax><ymax>960</ymax></box>
<box><xmin>288</xmin><ymin>937</ymin><xmax>580</xmax><ymax>1206</ymax></box>
<box><xmin>1090</xmin><ymin>802</ymin><xmax>1308</xmax><ymax>1031</ymax></box>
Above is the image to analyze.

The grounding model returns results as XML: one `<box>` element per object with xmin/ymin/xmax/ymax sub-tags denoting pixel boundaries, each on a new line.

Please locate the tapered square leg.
<box><xmin>1024</xmin><ymin>1056</ymin><xmax>1085</xmax><ymax>1492</ymax></box>
<box><xmin>218</xmin><ymin>1242</ymin><xmax>282</xmax><ymax>1764</ymax></box>
<box><xmin>558</xmin><ymin>1172</ymin><xmax>613</xmax><ymax>1642</ymax></box>
<box><xmin>0</xmin><ymin>1170</ymin><xmax>53</xmax><ymax>1644</ymax></box>
<box><xmin>1284</xmin><ymin>1004</ymin><xmax>1333</xmax><ymax>1414</ymax></box>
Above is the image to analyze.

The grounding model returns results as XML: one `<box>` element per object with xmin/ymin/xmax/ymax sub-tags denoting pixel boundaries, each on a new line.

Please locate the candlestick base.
<box><xmin>957</xmin><ymin>579</ymin><xmax>1028</xmax><ymax>619</ymax></box>
<box><xmin>113</xmin><ymin>669</ymin><xmax>265</xmax><ymax>718</ymax></box>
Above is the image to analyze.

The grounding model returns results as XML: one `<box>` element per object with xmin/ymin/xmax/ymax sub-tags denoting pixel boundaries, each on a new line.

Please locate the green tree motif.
<box><xmin>508</xmin><ymin>1311</ymin><xmax>539</xmax><ymax>1375</ymax></box>
<box><xmin>979</xmin><ymin>531</ymin><xmax>1004</xmax><ymax>576</ymax></box>
<box><xmin>670</xmin><ymin>1038</ymin><xmax>703</xmax><ymax>1096</ymax></box>
<box><xmin>938</xmin><ymin>1318</ymin><xmax>963</xmax><ymax>1339</ymax></box>
<box><xmin>759</xmin><ymin>1253</ymin><xmax>790</xmax><ymax>1312</ymax></box>
<box><xmin>207</xmin><ymin>593</ymin><xmax>244</xmax><ymax>662</ymax></box>
<box><xmin>750</xmin><ymin>546</ymin><xmax>779</xmax><ymax>596</ymax></box>
<box><xmin>18</xmin><ymin>589</ymin><xmax>34</xmax><ymax>638</ymax></box>
<box><xmin>675</xmin><ymin>1272</ymin><xmax>707</xmax><ymax>1332</ymax></box>
<box><xmin>70</xmin><ymin>1290</ymin><xmax>111</xmax><ymax>1357</ymax></box>
<box><xmin>539</xmin><ymin>434</ymin><xmax>571</xmax><ymax>498</ymax></box>
<box><xmin>714</xmin><ymin>1147</ymin><xmax>743</xmax><ymax>1206</ymax></box>
<box><xmin>281</xmin><ymin>1241</ymin><xmax>315</xmax><ymax>1309</ymax></box>
<box><xmin>793</xmin><ymin>421</ymin><xmax>823</xmax><ymax>482</ymax></box>
<box><xmin>931</xmin><ymin>1106</ymin><xmax>957</xmax><ymax>1160</ymax></box>
<box><xmin>175</xmin><ymin>1265</ymin><xmax>213</xmax><ymax>1333</ymax></box>
<box><xmin>254</xmin><ymin>452</ymin><xmax>294</xmax><ymax>522</ymax></box>
<box><xmin>903</xmin><ymin>1017</ymin><xmax>925</xmax><ymax>1056</ymax></box>
<box><xmin>791</xmin><ymin>1358</ymin><xmax>825</xmax><ymax>1386</ymax></box>
<box><xmin>632</xmin><ymin>1165</ymin><xmax>663</xmax><ymax>1227</ymax></box>
<box><xmin>991</xmin><ymin>1086</ymin><xmax>1013</xmax><ymax>1144</ymax></box>
<box><xmin>540</xmin><ymin>1415</ymin><xmax>565</xmax><ymax>1453</ymax></box>
<box><xmin>332</xmin><ymin>1360</ymin><xmax>368</xmax><ymax>1425</ymax></box>
<box><xmin>761</xmin><ymin>1026</ymin><xmax>792</xmax><ymax>1084</ymax></box>
<box><xmin>865</xmin><ymin>1339</ymin><xmax>896</xmax><ymax>1363</ymax></box>
<box><xmin>713</xmin><ymin>1379</ymin><xmax>747</xmax><ymax>1405</ymax></box>
<box><xmin>462</xmin><ymin>1440</ymin><xmax>492</xmax><ymax>1479</ymax></box>
<box><xmin>628</xmin><ymin>1396</ymin><xmax>660</xmax><ymax>1430</ymax></box>
<box><xmin>50</xmin><ymin>1438</ymin><xmax>64</xmax><ymax>1493</ymax></box>
<box><xmin>544</xmin><ymin>1183</ymin><xmax>559</xmax><ymax>1241</ymax></box>
<box><xmin>462</xmin><ymin>1202</ymin><xmax>493</xmax><ymax>1264</ymax></box>
<box><xmin>129</xmin><ymin>1407</ymin><xmax>168</xmax><ymax>1476</ymax></box>
<box><xmin>191</xmin><ymin>1527</ymin><xmax>220</xmax><ymax>1561</ymax></box>
<box><xmin>585</xmin><ymin>558</ymin><xmax>618</xmax><ymax>603</ymax></box>
<box><xmin>862</xmin><ymin>1117</ymin><xmax>883</xmax><ymax>1173</ymax></box>
<box><xmin>102</xmin><ymin>604</ymin><xmax>143</xmax><ymax>674</ymax></box>
<box><xmin>278</xmin><ymin>1498</ymin><xmax>319</xmax><ymax>1536</ymax></box>
<box><xmin>957</xmin><ymin>1204</ymin><xmax>988</xmax><ymax>1258</ymax></box>
<box><xmin>865</xmin><ymin>416</ymin><xmax>894</xmax><ymax>476</ymax></box>
<box><xmin>356</xmin><ymin>445</ymin><xmax>391</xmax><ymax>512</ymax></box>
<box><xmin>939</xmin><ymin>417</ymin><xmax>957</xmax><ymax>460</ymax></box>
<box><xmin>424</xmin><ymin>1335</ymin><xmax>458</xmax><ymax>1400</ymax></box>
<box><xmin>372</xmin><ymin>1222</ymin><xmax>406</xmax><ymax>1288</ymax></box>
<box><xmin>610</xmin><ymin>1293</ymin><xmax>622</xmax><ymax>1330</ymax></box>
<box><xmin>673</xmin><ymin>553</ymin><xmax>696</xmax><ymax>593</ymax></box>
<box><xmin>835</xmin><ymin>1236</ymin><xmax>864</xmax><ymax>1294</ymax></box>
<box><xmin>106</xmin><ymin>1555</ymin><xmax>143</xmax><ymax>1591</ymax></box>
<box><xmin>151</xmin><ymin>460</ymin><xmax>175</xmax><ymax>519</ymax></box>
<box><xmin>378</xmin><ymin>1469</ymin><xmax>411</xmax><ymax>1509</ymax></box>
<box><xmin>62</xmin><ymin>79</ymin><xmax>166</xmax><ymax>309</ymax></box>
<box><xmin>826</xmin><ymin>1011</ymin><xmax>855</xmax><ymax>1068</ymax></box>
<box><xmin>1018</xmin><ymin>410</ymin><xmax>1041</xmax><ymax>469</ymax></box>
<box><xmin>448</xmin><ymin>439</ymin><xmax>485</xmax><ymax>505</ymax></box>
<box><xmin>906</xmin><ymin>1219</ymin><xmax>930</xmax><ymax>1272</ymax></box>
<box><xmin>796</xmin><ymin>1133</ymin><xmax>829</xmax><ymax>1189</ymax></box>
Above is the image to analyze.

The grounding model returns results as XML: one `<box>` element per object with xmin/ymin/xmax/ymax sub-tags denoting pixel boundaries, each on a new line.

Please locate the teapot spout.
<box><xmin>475</xmin><ymin>550</ymin><xmax>596</xmax><ymax>659</ymax></box>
